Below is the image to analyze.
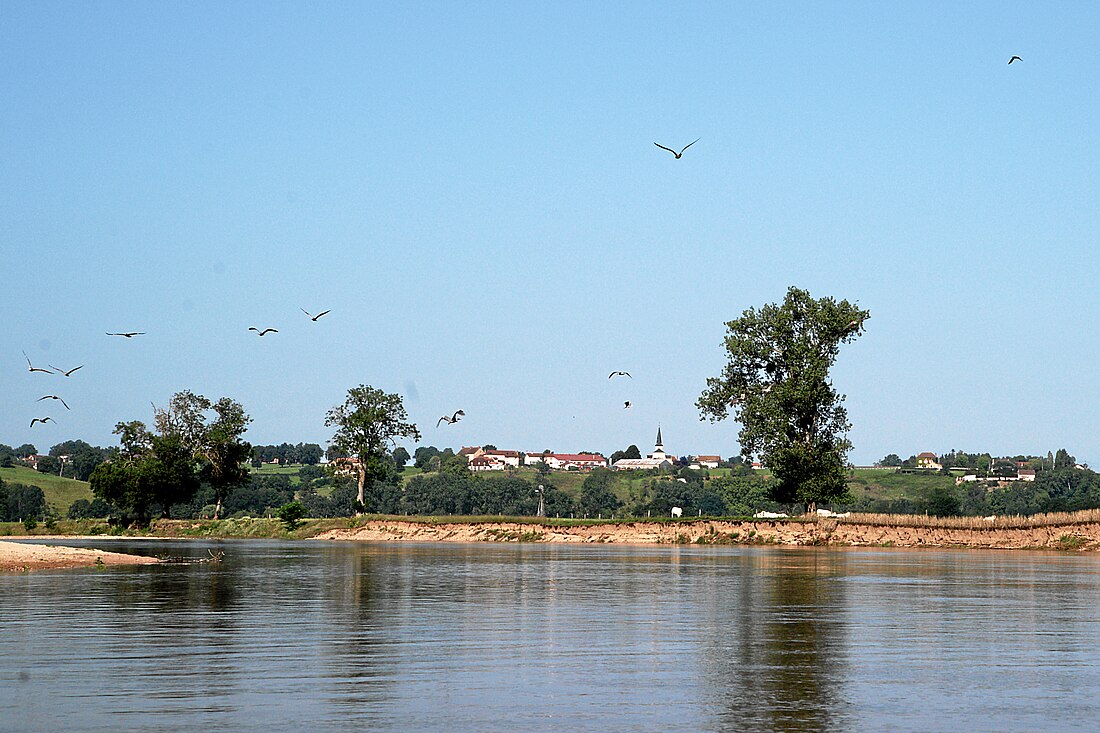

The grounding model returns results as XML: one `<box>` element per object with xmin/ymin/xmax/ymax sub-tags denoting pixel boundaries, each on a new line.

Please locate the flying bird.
<box><xmin>37</xmin><ymin>395</ymin><xmax>70</xmax><ymax>410</ymax></box>
<box><xmin>50</xmin><ymin>364</ymin><xmax>84</xmax><ymax>377</ymax></box>
<box><xmin>624</xmin><ymin>401</ymin><xmax>632</xmax><ymax>409</ymax></box>
<box><xmin>437</xmin><ymin>410</ymin><xmax>465</xmax><ymax>427</ymax></box>
<box><xmin>23</xmin><ymin>351</ymin><xmax>53</xmax><ymax>374</ymax></box>
<box><xmin>608</xmin><ymin>371</ymin><xmax>632</xmax><ymax>379</ymax></box>
<box><xmin>1008</xmin><ymin>55</ymin><xmax>1022</xmax><ymax>64</ymax></box>
<box><xmin>301</xmin><ymin>308</ymin><xmax>331</xmax><ymax>322</ymax></box>
<box><xmin>654</xmin><ymin>138</ymin><xmax>700</xmax><ymax>159</ymax></box>
<box><xmin>249</xmin><ymin>327</ymin><xmax>278</xmax><ymax>336</ymax></box>
<box><xmin>107</xmin><ymin>332</ymin><xmax>145</xmax><ymax>338</ymax></box>
<box><xmin>29</xmin><ymin>417</ymin><xmax>54</xmax><ymax>428</ymax></box>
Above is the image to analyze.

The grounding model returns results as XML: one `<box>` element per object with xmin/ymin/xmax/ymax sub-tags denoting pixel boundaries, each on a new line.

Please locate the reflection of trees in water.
<box><xmin>318</xmin><ymin>548</ymin><xmax>396</xmax><ymax>715</ymax></box>
<box><xmin>706</xmin><ymin>549</ymin><xmax>851</xmax><ymax>733</ymax></box>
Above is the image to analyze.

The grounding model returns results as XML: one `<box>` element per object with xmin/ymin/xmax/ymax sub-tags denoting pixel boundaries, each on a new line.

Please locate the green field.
<box><xmin>0</xmin><ymin>466</ymin><xmax>94</xmax><ymax>513</ymax></box>
<box><xmin>845</xmin><ymin>468</ymin><xmax>956</xmax><ymax>502</ymax></box>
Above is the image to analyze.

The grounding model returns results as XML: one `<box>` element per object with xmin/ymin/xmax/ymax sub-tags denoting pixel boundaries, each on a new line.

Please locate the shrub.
<box><xmin>277</xmin><ymin>501</ymin><xmax>307</xmax><ymax>531</ymax></box>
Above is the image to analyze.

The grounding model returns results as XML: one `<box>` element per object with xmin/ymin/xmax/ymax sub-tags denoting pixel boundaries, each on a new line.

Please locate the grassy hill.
<box><xmin>845</xmin><ymin>469</ymin><xmax>956</xmax><ymax>504</ymax></box>
<box><xmin>0</xmin><ymin>466</ymin><xmax>94</xmax><ymax>513</ymax></box>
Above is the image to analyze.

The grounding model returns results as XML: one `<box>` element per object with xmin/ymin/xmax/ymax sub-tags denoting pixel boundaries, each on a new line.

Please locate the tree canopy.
<box><xmin>698</xmin><ymin>286</ymin><xmax>869</xmax><ymax>506</ymax></box>
<box><xmin>325</xmin><ymin>385</ymin><xmax>421</xmax><ymax>509</ymax></box>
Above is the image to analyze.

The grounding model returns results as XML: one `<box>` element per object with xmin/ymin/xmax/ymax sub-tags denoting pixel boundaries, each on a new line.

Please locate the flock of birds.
<box><xmin>20</xmin><ymin>308</ymin><xmax>334</xmax><ymax>430</ymax></box>
<box><xmin>18</xmin><ymin>73</ymin><xmax>1020</xmax><ymax>439</ymax></box>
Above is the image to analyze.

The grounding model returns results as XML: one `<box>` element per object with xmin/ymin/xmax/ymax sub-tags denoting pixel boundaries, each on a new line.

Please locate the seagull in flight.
<box><xmin>1008</xmin><ymin>55</ymin><xmax>1022</xmax><ymax>64</ymax></box>
<box><xmin>29</xmin><ymin>417</ymin><xmax>54</xmax><ymax>427</ymax></box>
<box><xmin>50</xmin><ymin>364</ymin><xmax>84</xmax><ymax>377</ymax></box>
<box><xmin>23</xmin><ymin>351</ymin><xmax>53</xmax><ymax>374</ymax></box>
<box><xmin>654</xmin><ymin>138</ymin><xmax>700</xmax><ymax>159</ymax></box>
<box><xmin>437</xmin><ymin>410</ymin><xmax>465</xmax><ymax>427</ymax></box>
<box><xmin>301</xmin><ymin>308</ymin><xmax>331</xmax><ymax>322</ymax></box>
<box><xmin>107</xmin><ymin>332</ymin><xmax>145</xmax><ymax>338</ymax></box>
<box><xmin>624</xmin><ymin>401</ymin><xmax>632</xmax><ymax>409</ymax></box>
<box><xmin>37</xmin><ymin>395</ymin><xmax>70</xmax><ymax>410</ymax></box>
<box><xmin>249</xmin><ymin>327</ymin><xmax>278</xmax><ymax>336</ymax></box>
<box><xmin>608</xmin><ymin>371</ymin><xmax>632</xmax><ymax>379</ymax></box>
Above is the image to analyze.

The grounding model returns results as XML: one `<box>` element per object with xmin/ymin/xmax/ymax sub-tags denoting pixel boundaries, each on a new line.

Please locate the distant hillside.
<box><xmin>0</xmin><ymin>466</ymin><xmax>94</xmax><ymax>513</ymax></box>
<box><xmin>846</xmin><ymin>469</ymin><xmax>956</xmax><ymax>504</ymax></box>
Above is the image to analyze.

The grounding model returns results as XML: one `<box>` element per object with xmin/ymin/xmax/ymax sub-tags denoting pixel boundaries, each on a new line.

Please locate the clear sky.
<box><xmin>4</xmin><ymin>2</ymin><xmax>1099</xmax><ymax>464</ymax></box>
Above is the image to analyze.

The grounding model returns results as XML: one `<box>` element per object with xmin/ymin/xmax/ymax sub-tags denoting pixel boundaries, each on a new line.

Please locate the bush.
<box><xmin>277</xmin><ymin>501</ymin><xmax>308</xmax><ymax>530</ymax></box>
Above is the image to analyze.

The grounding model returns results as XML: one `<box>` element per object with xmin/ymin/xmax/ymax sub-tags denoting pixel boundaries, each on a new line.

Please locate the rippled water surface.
<box><xmin>2</xmin><ymin>540</ymin><xmax>1099</xmax><ymax>732</ymax></box>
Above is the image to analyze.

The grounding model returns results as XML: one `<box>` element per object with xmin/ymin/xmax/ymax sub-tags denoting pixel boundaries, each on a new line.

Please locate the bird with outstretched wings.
<box><xmin>654</xmin><ymin>138</ymin><xmax>700</xmax><ymax>159</ymax></box>
<box><xmin>437</xmin><ymin>410</ymin><xmax>465</xmax><ymax>427</ymax></box>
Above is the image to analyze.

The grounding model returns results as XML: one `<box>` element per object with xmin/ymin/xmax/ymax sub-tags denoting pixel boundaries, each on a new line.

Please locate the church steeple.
<box><xmin>655</xmin><ymin>426</ymin><xmax>663</xmax><ymax>449</ymax></box>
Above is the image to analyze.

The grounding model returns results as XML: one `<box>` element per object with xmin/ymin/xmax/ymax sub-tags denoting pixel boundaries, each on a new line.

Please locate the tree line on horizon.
<box><xmin>7</xmin><ymin>287</ymin><xmax>1099</xmax><ymax>526</ymax></box>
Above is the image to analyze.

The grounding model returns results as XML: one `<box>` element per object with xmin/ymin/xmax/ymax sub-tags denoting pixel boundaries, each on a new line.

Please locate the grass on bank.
<box><xmin>0</xmin><ymin>466</ymin><xmax>93</xmax><ymax>511</ymax></box>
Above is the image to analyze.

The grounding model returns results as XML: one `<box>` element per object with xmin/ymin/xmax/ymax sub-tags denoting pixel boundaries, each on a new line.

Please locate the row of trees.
<box><xmin>89</xmin><ymin>391</ymin><xmax>252</xmax><ymax>524</ymax></box>
<box><xmin>878</xmin><ymin>449</ymin><xmax>1079</xmax><ymax>474</ymax></box>
<box><xmin>0</xmin><ymin>477</ymin><xmax>47</xmax><ymax>522</ymax></box>
<box><xmin>250</xmin><ymin>442</ymin><xmax>323</xmax><ymax>466</ymax></box>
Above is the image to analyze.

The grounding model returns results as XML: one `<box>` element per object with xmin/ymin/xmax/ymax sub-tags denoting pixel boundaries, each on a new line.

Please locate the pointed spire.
<box><xmin>655</xmin><ymin>425</ymin><xmax>663</xmax><ymax>448</ymax></box>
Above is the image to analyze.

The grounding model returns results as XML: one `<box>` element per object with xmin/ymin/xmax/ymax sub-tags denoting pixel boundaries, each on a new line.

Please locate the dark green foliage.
<box><xmin>698</xmin><ymin>286</ymin><xmax>868</xmax><ymax>507</ymax></box>
<box><xmin>48</xmin><ymin>440</ymin><xmax>109</xmax><ymax>480</ymax></box>
<box><xmin>878</xmin><ymin>454</ymin><xmax>902</xmax><ymax>467</ymax></box>
<box><xmin>277</xmin><ymin>501</ymin><xmax>307</xmax><ymax>530</ymax></box>
<box><xmin>926</xmin><ymin>484</ymin><xmax>961</xmax><ymax>517</ymax></box>
<box><xmin>639</xmin><ymin>479</ymin><xmax>726</xmax><ymax>517</ymax></box>
<box><xmin>579</xmin><ymin>468</ymin><xmax>623</xmax><ymax>516</ymax></box>
<box><xmin>67</xmin><ymin>498</ymin><xmax>114</xmax><ymax>519</ymax></box>
<box><xmin>250</xmin><ymin>442</ymin><xmax>323</xmax><ymax>465</ymax></box>
<box><xmin>0</xmin><ymin>479</ymin><xmax>47</xmax><ymax>522</ymax></box>
<box><xmin>609</xmin><ymin>445</ymin><xmax>641</xmax><ymax>463</ymax></box>
<box><xmin>404</xmin><ymin>471</ymin><xmax>475</xmax><ymax>515</ymax></box>
<box><xmin>413</xmin><ymin>446</ymin><xmax>442</xmax><ymax>470</ymax></box>
<box><xmin>15</xmin><ymin>444</ymin><xmax>36</xmax><ymax>459</ymax></box>
<box><xmin>712</xmin><ymin>475</ymin><xmax>778</xmax><ymax>516</ymax></box>
<box><xmin>392</xmin><ymin>446</ymin><xmax>410</xmax><ymax>470</ymax></box>
<box><xmin>223</xmin><ymin>475</ymin><xmax>295</xmax><ymax>516</ymax></box>
<box><xmin>89</xmin><ymin>431</ymin><xmax>199</xmax><ymax>526</ymax></box>
<box><xmin>35</xmin><ymin>455</ymin><xmax>60</xmax><ymax>474</ymax></box>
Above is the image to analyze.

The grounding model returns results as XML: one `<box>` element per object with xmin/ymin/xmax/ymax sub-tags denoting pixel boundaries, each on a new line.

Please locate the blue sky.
<box><xmin>3</xmin><ymin>2</ymin><xmax>1099</xmax><ymax>464</ymax></box>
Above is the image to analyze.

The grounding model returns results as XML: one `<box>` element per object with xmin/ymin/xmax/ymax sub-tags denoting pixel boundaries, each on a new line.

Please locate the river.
<box><xmin>2</xmin><ymin>540</ymin><xmax>1098</xmax><ymax>732</ymax></box>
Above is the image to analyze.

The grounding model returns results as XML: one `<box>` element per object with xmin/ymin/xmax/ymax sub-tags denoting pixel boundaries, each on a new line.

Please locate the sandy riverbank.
<box><xmin>317</xmin><ymin>518</ymin><xmax>1100</xmax><ymax>550</ymax></box>
<box><xmin>0</xmin><ymin>539</ymin><xmax>161</xmax><ymax>572</ymax></box>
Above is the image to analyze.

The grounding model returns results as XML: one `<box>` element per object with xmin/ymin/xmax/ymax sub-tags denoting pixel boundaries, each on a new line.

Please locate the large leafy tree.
<box><xmin>697</xmin><ymin>286</ymin><xmax>869</xmax><ymax>506</ymax></box>
<box><xmin>325</xmin><ymin>385</ymin><xmax>421</xmax><ymax>509</ymax></box>
<box><xmin>89</xmin><ymin>422</ymin><xmax>199</xmax><ymax>524</ymax></box>
<box><xmin>153</xmin><ymin>391</ymin><xmax>252</xmax><ymax>519</ymax></box>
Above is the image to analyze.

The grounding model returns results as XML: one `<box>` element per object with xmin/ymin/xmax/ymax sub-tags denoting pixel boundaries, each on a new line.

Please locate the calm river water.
<box><xmin>2</xmin><ymin>540</ymin><xmax>1099</xmax><ymax>732</ymax></box>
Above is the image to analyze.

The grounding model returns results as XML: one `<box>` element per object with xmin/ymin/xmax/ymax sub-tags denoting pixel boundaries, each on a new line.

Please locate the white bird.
<box><xmin>23</xmin><ymin>351</ymin><xmax>53</xmax><ymax>374</ymax></box>
<box><xmin>654</xmin><ymin>138</ymin><xmax>700</xmax><ymax>159</ymax></box>
<box><xmin>249</xmin><ymin>327</ymin><xmax>278</xmax><ymax>336</ymax></box>
<box><xmin>29</xmin><ymin>417</ymin><xmax>54</xmax><ymax>427</ymax></box>
<box><xmin>37</xmin><ymin>395</ymin><xmax>70</xmax><ymax>410</ymax></box>
<box><xmin>50</xmin><ymin>364</ymin><xmax>84</xmax><ymax>377</ymax></box>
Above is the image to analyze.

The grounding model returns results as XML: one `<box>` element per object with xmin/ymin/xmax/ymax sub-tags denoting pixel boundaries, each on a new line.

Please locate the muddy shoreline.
<box><xmin>317</xmin><ymin>518</ymin><xmax>1100</xmax><ymax>551</ymax></box>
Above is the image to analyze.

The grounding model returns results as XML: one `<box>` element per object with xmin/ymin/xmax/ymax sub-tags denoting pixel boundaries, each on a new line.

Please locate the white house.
<box><xmin>468</xmin><ymin>455</ymin><xmax>507</xmax><ymax>472</ymax></box>
<box><xmin>696</xmin><ymin>455</ymin><xmax>721</xmax><ymax>469</ymax></box>
<box><xmin>524</xmin><ymin>451</ymin><xmax>606</xmax><ymax>471</ymax></box>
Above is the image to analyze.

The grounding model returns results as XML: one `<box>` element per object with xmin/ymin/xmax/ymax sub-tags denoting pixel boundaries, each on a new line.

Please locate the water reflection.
<box><xmin>2</xmin><ymin>541</ymin><xmax>1100</xmax><ymax>733</ymax></box>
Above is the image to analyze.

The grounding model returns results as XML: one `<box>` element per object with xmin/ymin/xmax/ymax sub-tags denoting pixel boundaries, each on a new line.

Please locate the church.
<box><xmin>611</xmin><ymin>427</ymin><xmax>675</xmax><ymax>471</ymax></box>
